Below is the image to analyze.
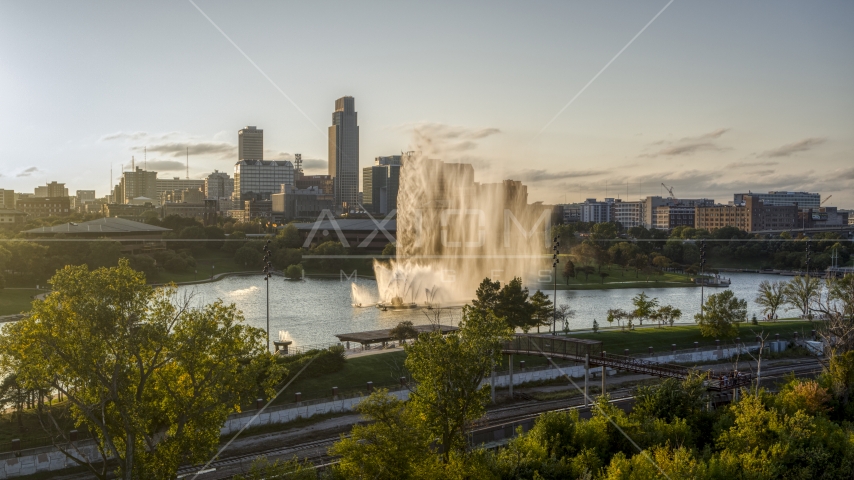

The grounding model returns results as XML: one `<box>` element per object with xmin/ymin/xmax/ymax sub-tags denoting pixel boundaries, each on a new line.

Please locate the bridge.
<box><xmin>500</xmin><ymin>335</ymin><xmax>751</xmax><ymax>403</ymax></box>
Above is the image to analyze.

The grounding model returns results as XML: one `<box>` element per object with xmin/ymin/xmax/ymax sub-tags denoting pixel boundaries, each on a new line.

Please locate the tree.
<box><xmin>755</xmin><ymin>279</ymin><xmax>786</xmax><ymax>321</ymax></box>
<box><xmin>381</xmin><ymin>242</ymin><xmax>397</xmax><ymax>257</ymax></box>
<box><xmin>285</xmin><ymin>263</ymin><xmax>303</xmax><ymax>280</ymax></box>
<box><xmin>592</xmin><ymin>319</ymin><xmax>599</xmax><ymax>333</ymax></box>
<box><xmin>632</xmin><ymin>292</ymin><xmax>659</xmax><ymax>326</ymax></box>
<box><xmin>277</xmin><ymin>223</ymin><xmax>302</xmax><ymax>248</ymax></box>
<box><xmin>632</xmin><ymin>253</ymin><xmax>648</xmax><ymax>278</ymax></box>
<box><xmin>404</xmin><ymin>307</ymin><xmax>512</xmax><ymax>463</ymax></box>
<box><xmin>598</xmin><ymin>271</ymin><xmax>610</xmax><ymax>284</ymax></box>
<box><xmin>0</xmin><ymin>261</ymin><xmax>284</xmax><ymax>479</ymax></box>
<box><xmin>472</xmin><ymin>277</ymin><xmax>501</xmax><ymax>315</ymax></box>
<box><xmin>555</xmin><ymin>304</ymin><xmax>576</xmax><ymax>334</ymax></box>
<box><xmin>827</xmin><ymin>273</ymin><xmax>854</xmax><ymax>321</ymax></box>
<box><xmin>330</xmin><ymin>390</ymin><xmax>440</xmax><ymax>479</ymax></box>
<box><xmin>784</xmin><ymin>275</ymin><xmax>821</xmax><ymax>319</ymax></box>
<box><xmin>529</xmin><ymin>290</ymin><xmax>553</xmax><ymax>333</ymax></box>
<box><xmin>607</xmin><ymin>308</ymin><xmax>632</xmax><ymax>331</ymax></box>
<box><xmin>389</xmin><ymin>320</ymin><xmax>419</xmax><ymax>344</ymax></box>
<box><xmin>694</xmin><ymin>289</ymin><xmax>747</xmax><ymax>338</ymax></box>
<box><xmin>580</xmin><ymin>265</ymin><xmax>595</xmax><ymax>281</ymax></box>
<box><xmin>494</xmin><ymin>277</ymin><xmax>535</xmax><ymax>331</ymax></box>
<box><xmin>235</xmin><ymin>457</ymin><xmax>317</xmax><ymax>480</ymax></box>
<box><xmin>562</xmin><ymin>258</ymin><xmax>576</xmax><ymax>284</ymax></box>
<box><xmin>235</xmin><ymin>244</ymin><xmax>263</xmax><ymax>268</ymax></box>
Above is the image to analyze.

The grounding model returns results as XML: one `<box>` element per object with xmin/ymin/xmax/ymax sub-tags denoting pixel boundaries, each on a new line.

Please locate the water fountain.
<box><xmin>372</xmin><ymin>152</ymin><xmax>557</xmax><ymax>307</ymax></box>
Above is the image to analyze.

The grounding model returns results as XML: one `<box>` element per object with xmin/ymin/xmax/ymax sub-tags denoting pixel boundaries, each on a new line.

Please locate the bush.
<box><xmin>285</xmin><ymin>264</ymin><xmax>303</xmax><ymax>280</ymax></box>
<box><xmin>278</xmin><ymin>345</ymin><xmax>346</xmax><ymax>380</ymax></box>
<box><xmin>234</xmin><ymin>245</ymin><xmax>262</xmax><ymax>268</ymax></box>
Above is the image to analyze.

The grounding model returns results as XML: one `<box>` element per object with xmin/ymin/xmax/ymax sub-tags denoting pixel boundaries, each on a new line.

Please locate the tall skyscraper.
<box><xmin>233</xmin><ymin>160</ymin><xmax>294</xmax><ymax>202</ymax></box>
<box><xmin>238</xmin><ymin>126</ymin><xmax>264</xmax><ymax>160</ymax></box>
<box><xmin>328</xmin><ymin>96</ymin><xmax>359</xmax><ymax>209</ymax></box>
<box><xmin>118</xmin><ymin>168</ymin><xmax>158</xmax><ymax>204</ymax></box>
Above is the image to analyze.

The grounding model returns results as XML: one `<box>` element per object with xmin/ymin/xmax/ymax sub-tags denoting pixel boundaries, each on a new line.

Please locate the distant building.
<box><xmin>642</xmin><ymin>196</ymin><xmax>714</xmax><ymax>229</ymax></box>
<box><xmin>233</xmin><ymin>160</ymin><xmax>294</xmax><ymax>202</ymax></box>
<box><xmin>328</xmin><ymin>96</ymin><xmax>359</xmax><ymax>209</ymax></box>
<box><xmin>362</xmin><ymin>156</ymin><xmax>402</xmax><ymax>215</ymax></box>
<box><xmin>613</xmin><ymin>200</ymin><xmax>643</xmax><ymax>228</ymax></box>
<box><xmin>0</xmin><ymin>208</ymin><xmax>27</xmax><ymax>225</ymax></box>
<box><xmin>695</xmin><ymin>195</ymin><xmax>797</xmax><ymax>232</ymax></box>
<box><xmin>156</xmin><ymin>177</ymin><xmax>205</xmax><ymax>199</ymax></box>
<box><xmin>0</xmin><ymin>189</ymin><xmax>15</xmax><ymax>209</ymax></box>
<box><xmin>243</xmin><ymin>199</ymin><xmax>273</xmax><ymax>221</ymax></box>
<box><xmin>734</xmin><ymin>191</ymin><xmax>820</xmax><ymax>210</ymax></box>
<box><xmin>580</xmin><ymin>198</ymin><xmax>614</xmax><ymax>223</ymax></box>
<box><xmin>238</xmin><ymin>126</ymin><xmax>264</xmax><ymax>160</ymax></box>
<box><xmin>560</xmin><ymin>203</ymin><xmax>582</xmax><ymax>223</ymax></box>
<box><xmin>117</xmin><ymin>168</ymin><xmax>158</xmax><ymax>204</ymax></box>
<box><xmin>293</xmin><ymin>218</ymin><xmax>397</xmax><ymax>251</ymax></box>
<box><xmin>798</xmin><ymin>207</ymin><xmax>849</xmax><ymax>230</ymax></box>
<box><xmin>103</xmin><ymin>203</ymin><xmax>157</xmax><ymax>221</ymax></box>
<box><xmin>162</xmin><ymin>199</ymin><xmax>218</xmax><ymax>226</ymax></box>
<box><xmin>205</xmin><ymin>170</ymin><xmax>234</xmax><ymax>200</ymax></box>
<box><xmin>76</xmin><ymin>190</ymin><xmax>96</xmax><ymax>205</ymax></box>
<box><xmin>653</xmin><ymin>205</ymin><xmax>696</xmax><ymax>230</ymax></box>
<box><xmin>34</xmin><ymin>181</ymin><xmax>68</xmax><ymax>198</ymax></box>
<box><xmin>23</xmin><ymin>217</ymin><xmax>170</xmax><ymax>253</ymax></box>
<box><xmin>272</xmin><ymin>185</ymin><xmax>335</xmax><ymax>221</ymax></box>
<box><xmin>16</xmin><ymin>197</ymin><xmax>71</xmax><ymax>217</ymax></box>
<box><xmin>296</xmin><ymin>173</ymin><xmax>334</xmax><ymax>195</ymax></box>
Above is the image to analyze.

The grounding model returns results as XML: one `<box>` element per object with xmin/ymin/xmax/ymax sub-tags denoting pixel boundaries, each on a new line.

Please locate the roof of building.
<box><xmin>293</xmin><ymin>218</ymin><xmax>397</xmax><ymax>232</ymax></box>
<box><xmin>24</xmin><ymin>217</ymin><xmax>171</xmax><ymax>235</ymax></box>
<box><xmin>335</xmin><ymin>324</ymin><xmax>457</xmax><ymax>344</ymax></box>
<box><xmin>0</xmin><ymin>209</ymin><xmax>27</xmax><ymax>215</ymax></box>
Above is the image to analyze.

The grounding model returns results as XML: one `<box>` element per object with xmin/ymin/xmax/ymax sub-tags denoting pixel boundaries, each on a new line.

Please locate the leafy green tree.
<box><xmin>0</xmin><ymin>260</ymin><xmax>284</xmax><ymax>479</ymax></box>
<box><xmin>827</xmin><ymin>274</ymin><xmax>854</xmax><ymax>321</ymax></box>
<box><xmin>234</xmin><ymin>457</ymin><xmax>316</xmax><ymax>480</ymax></box>
<box><xmin>222</xmin><ymin>230</ymin><xmax>246</xmax><ymax>253</ymax></box>
<box><xmin>389</xmin><ymin>320</ymin><xmax>418</xmax><ymax>344</ymax></box>
<box><xmin>203</xmin><ymin>225</ymin><xmax>225</xmax><ymax>250</ymax></box>
<box><xmin>495</xmin><ymin>277</ymin><xmax>535</xmax><ymax>331</ymax></box>
<box><xmin>632</xmin><ymin>292</ymin><xmax>659</xmax><ymax>326</ymax></box>
<box><xmin>274</xmin><ymin>247</ymin><xmax>303</xmax><ymax>270</ymax></box>
<box><xmin>235</xmin><ymin>245</ymin><xmax>263</xmax><ymax>268</ymax></box>
<box><xmin>755</xmin><ymin>279</ymin><xmax>786</xmax><ymax>321</ymax></box>
<box><xmin>306</xmin><ymin>240</ymin><xmax>346</xmax><ymax>272</ymax></box>
<box><xmin>404</xmin><ymin>307</ymin><xmax>512</xmax><ymax>463</ymax></box>
<box><xmin>651</xmin><ymin>305</ymin><xmax>682</xmax><ymax>328</ymax></box>
<box><xmin>694</xmin><ymin>290</ymin><xmax>746</xmax><ymax>338</ymax></box>
<box><xmin>382</xmin><ymin>242</ymin><xmax>396</xmax><ymax>257</ymax></box>
<box><xmin>285</xmin><ymin>263</ymin><xmax>303</xmax><ymax>280</ymax></box>
<box><xmin>330</xmin><ymin>390</ymin><xmax>440</xmax><ymax>479</ymax></box>
<box><xmin>632</xmin><ymin>253</ymin><xmax>648</xmax><ymax>278</ymax></box>
<box><xmin>599</xmin><ymin>271</ymin><xmax>610</xmax><ymax>284</ymax></box>
<box><xmin>472</xmin><ymin>277</ymin><xmax>501</xmax><ymax>315</ymax></box>
<box><xmin>277</xmin><ymin>223</ymin><xmax>302</xmax><ymax>248</ymax></box>
<box><xmin>784</xmin><ymin>275</ymin><xmax>821</xmax><ymax>319</ymax></box>
<box><xmin>562</xmin><ymin>258</ymin><xmax>576</xmax><ymax>284</ymax></box>
<box><xmin>529</xmin><ymin>290</ymin><xmax>553</xmax><ymax>333</ymax></box>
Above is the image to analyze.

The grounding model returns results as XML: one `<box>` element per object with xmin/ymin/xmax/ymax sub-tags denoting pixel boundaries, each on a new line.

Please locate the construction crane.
<box><xmin>661</xmin><ymin>183</ymin><xmax>676</xmax><ymax>200</ymax></box>
<box><xmin>821</xmin><ymin>194</ymin><xmax>832</xmax><ymax>205</ymax></box>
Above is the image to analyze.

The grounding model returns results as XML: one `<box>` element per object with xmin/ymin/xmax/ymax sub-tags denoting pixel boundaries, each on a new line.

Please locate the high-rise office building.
<box><xmin>328</xmin><ymin>96</ymin><xmax>359</xmax><ymax>209</ymax></box>
<box><xmin>35</xmin><ymin>181</ymin><xmax>68</xmax><ymax>198</ymax></box>
<box><xmin>233</xmin><ymin>160</ymin><xmax>294</xmax><ymax>202</ymax></box>
<box><xmin>238</xmin><ymin>126</ymin><xmax>264</xmax><ymax>160</ymax></box>
<box><xmin>156</xmin><ymin>178</ymin><xmax>206</xmax><ymax>199</ymax></box>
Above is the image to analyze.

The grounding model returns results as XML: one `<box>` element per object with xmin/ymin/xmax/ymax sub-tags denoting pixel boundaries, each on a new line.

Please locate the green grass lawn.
<box><xmin>545</xmin><ymin>263</ymin><xmax>695</xmax><ymax>291</ymax></box>
<box><xmin>148</xmin><ymin>249</ymin><xmax>245</xmax><ymax>284</ymax></box>
<box><xmin>0</xmin><ymin>288</ymin><xmax>42</xmax><ymax>316</ymax></box>
<box><xmin>567</xmin><ymin>320</ymin><xmax>815</xmax><ymax>354</ymax></box>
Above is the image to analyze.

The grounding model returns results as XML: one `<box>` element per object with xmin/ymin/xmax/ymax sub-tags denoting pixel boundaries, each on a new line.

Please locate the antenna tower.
<box><xmin>294</xmin><ymin>153</ymin><xmax>303</xmax><ymax>174</ymax></box>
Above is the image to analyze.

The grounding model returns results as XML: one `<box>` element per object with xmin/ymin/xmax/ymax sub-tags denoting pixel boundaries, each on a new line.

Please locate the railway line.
<box><xmin>177</xmin><ymin>359</ymin><xmax>823</xmax><ymax>480</ymax></box>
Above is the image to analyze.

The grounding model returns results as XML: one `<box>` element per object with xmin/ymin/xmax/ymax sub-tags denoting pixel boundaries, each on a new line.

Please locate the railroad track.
<box><xmin>176</xmin><ymin>359</ymin><xmax>825</xmax><ymax>479</ymax></box>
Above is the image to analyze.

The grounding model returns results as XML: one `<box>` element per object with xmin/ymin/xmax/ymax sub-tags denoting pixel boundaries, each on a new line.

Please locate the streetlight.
<box><xmin>699</xmin><ymin>240</ymin><xmax>706</xmax><ymax>318</ymax></box>
<box><xmin>262</xmin><ymin>240</ymin><xmax>272</xmax><ymax>352</ymax></box>
<box><xmin>552</xmin><ymin>236</ymin><xmax>559</xmax><ymax>336</ymax></box>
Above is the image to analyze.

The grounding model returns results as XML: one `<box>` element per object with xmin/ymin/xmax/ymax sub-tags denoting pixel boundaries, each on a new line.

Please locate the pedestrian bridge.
<box><xmin>502</xmin><ymin>334</ymin><xmax>751</xmax><ymax>392</ymax></box>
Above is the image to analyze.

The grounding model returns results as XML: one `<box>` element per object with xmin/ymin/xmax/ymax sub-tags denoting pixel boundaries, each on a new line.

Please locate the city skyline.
<box><xmin>1</xmin><ymin>1</ymin><xmax>852</xmax><ymax>206</ymax></box>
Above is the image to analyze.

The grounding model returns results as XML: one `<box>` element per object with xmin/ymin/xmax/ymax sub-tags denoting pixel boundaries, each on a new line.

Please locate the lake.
<box><xmin>177</xmin><ymin>272</ymin><xmax>782</xmax><ymax>348</ymax></box>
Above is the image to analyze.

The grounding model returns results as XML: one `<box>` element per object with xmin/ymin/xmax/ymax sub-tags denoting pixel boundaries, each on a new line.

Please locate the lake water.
<box><xmin>177</xmin><ymin>272</ymin><xmax>781</xmax><ymax>348</ymax></box>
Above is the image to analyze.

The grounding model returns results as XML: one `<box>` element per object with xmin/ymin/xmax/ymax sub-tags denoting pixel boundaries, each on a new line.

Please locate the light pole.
<box><xmin>262</xmin><ymin>240</ymin><xmax>272</xmax><ymax>352</ymax></box>
<box><xmin>552</xmin><ymin>236</ymin><xmax>560</xmax><ymax>335</ymax></box>
<box><xmin>805</xmin><ymin>239</ymin><xmax>811</xmax><ymax>319</ymax></box>
<box><xmin>699</xmin><ymin>240</ymin><xmax>706</xmax><ymax>318</ymax></box>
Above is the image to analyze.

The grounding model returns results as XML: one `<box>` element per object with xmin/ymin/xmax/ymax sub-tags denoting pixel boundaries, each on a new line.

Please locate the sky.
<box><xmin>1</xmin><ymin>0</ymin><xmax>853</xmax><ymax>206</ymax></box>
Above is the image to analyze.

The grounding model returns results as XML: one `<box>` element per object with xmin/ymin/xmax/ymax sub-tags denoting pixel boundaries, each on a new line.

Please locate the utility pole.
<box><xmin>700</xmin><ymin>240</ymin><xmax>706</xmax><ymax>317</ymax></box>
<box><xmin>805</xmin><ymin>240</ymin><xmax>811</xmax><ymax>319</ymax></box>
<box><xmin>262</xmin><ymin>240</ymin><xmax>272</xmax><ymax>352</ymax></box>
<box><xmin>552</xmin><ymin>236</ymin><xmax>560</xmax><ymax>335</ymax></box>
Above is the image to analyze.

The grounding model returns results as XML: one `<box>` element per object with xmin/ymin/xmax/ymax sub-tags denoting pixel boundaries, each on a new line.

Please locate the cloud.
<box><xmin>16</xmin><ymin>166</ymin><xmax>39</xmax><ymax>177</ymax></box>
<box><xmin>758</xmin><ymin>137</ymin><xmax>827</xmax><ymax>158</ymax></box>
<box><xmin>641</xmin><ymin>128</ymin><xmax>731</xmax><ymax>157</ymax></box>
<box><xmin>134</xmin><ymin>142</ymin><xmax>236</xmax><ymax>158</ymax></box>
<box><xmin>724</xmin><ymin>160</ymin><xmax>779</xmax><ymax>169</ymax></box>
<box><xmin>835</xmin><ymin>167</ymin><xmax>854</xmax><ymax>180</ymax></box>
<box><xmin>302</xmin><ymin>159</ymin><xmax>327</xmax><ymax>170</ymax></box>
<box><xmin>145</xmin><ymin>160</ymin><xmax>186</xmax><ymax>171</ymax></box>
<box><xmin>510</xmin><ymin>169</ymin><xmax>608</xmax><ymax>183</ymax></box>
<box><xmin>100</xmin><ymin>131</ymin><xmax>179</xmax><ymax>142</ymax></box>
